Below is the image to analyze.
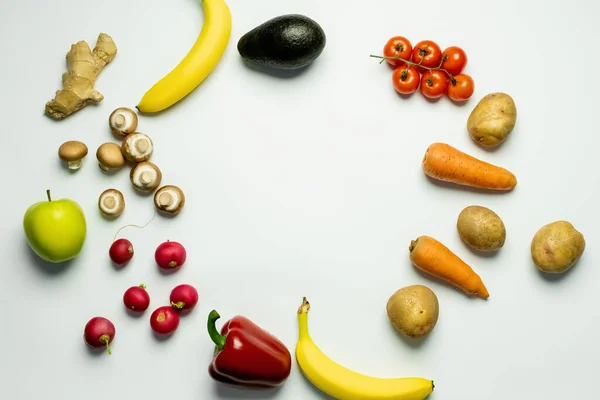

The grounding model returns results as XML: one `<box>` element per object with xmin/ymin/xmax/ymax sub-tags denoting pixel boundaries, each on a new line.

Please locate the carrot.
<box><xmin>409</xmin><ymin>235</ymin><xmax>489</xmax><ymax>299</ymax></box>
<box><xmin>422</xmin><ymin>142</ymin><xmax>517</xmax><ymax>191</ymax></box>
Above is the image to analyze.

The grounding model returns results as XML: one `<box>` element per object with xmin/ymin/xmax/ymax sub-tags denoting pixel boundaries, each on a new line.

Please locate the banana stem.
<box><xmin>297</xmin><ymin>297</ymin><xmax>311</xmax><ymax>338</ymax></box>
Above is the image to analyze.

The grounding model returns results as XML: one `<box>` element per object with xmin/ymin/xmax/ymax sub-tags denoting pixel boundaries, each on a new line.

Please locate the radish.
<box><xmin>109</xmin><ymin>238</ymin><xmax>134</xmax><ymax>266</ymax></box>
<box><xmin>150</xmin><ymin>306</ymin><xmax>180</xmax><ymax>335</ymax></box>
<box><xmin>123</xmin><ymin>284</ymin><xmax>150</xmax><ymax>312</ymax></box>
<box><xmin>84</xmin><ymin>317</ymin><xmax>115</xmax><ymax>354</ymax></box>
<box><xmin>170</xmin><ymin>284</ymin><xmax>199</xmax><ymax>311</ymax></box>
<box><xmin>155</xmin><ymin>240</ymin><xmax>186</xmax><ymax>270</ymax></box>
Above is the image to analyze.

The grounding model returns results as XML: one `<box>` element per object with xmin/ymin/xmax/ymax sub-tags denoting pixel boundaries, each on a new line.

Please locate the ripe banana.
<box><xmin>295</xmin><ymin>297</ymin><xmax>434</xmax><ymax>400</ymax></box>
<box><xmin>137</xmin><ymin>0</ymin><xmax>232</xmax><ymax>113</ymax></box>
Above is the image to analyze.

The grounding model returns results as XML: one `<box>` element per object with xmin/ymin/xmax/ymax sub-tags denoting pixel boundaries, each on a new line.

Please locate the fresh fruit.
<box><xmin>386</xmin><ymin>285</ymin><xmax>439</xmax><ymax>339</ymax></box>
<box><xmin>392</xmin><ymin>64</ymin><xmax>420</xmax><ymax>95</ymax></box>
<box><xmin>123</xmin><ymin>284</ymin><xmax>151</xmax><ymax>312</ymax></box>
<box><xmin>531</xmin><ymin>221</ymin><xmax>585</xmax><ymax>274</ymax></box>
<box><xmin>409</xmin><ymin>236</ymin><xmax>489</xmax><ymax>299</ymax></box>
<box><xmin>109</xmin><ymin>238</ymin><xmax>134</xmax><ymax>266</ymax></box>
<box><xmin>422</xmin><ymin>142</ymin><xmax>517</xmax><ymax>191</ymax></box>
<box><xmin>238</xmin><ymin>14</ymin><xmax>326</xmax><ymax>70</ymax></box>
<box><xmin>170</xmin><ymin>284</ymin><xmax>199</xmax><ymax>311</ymax></box>
<box><xmin>155</xmin><ymin>240</ymin><xmax>187</xmax><ymax>270</ymax></box>
<box><xmin>419</xmin><ymin>70</ymin><xmax>448</xmax><ymax>99</ymax></box>
<box><xmin>457</xmin><ymin>206</ymin><xmax>506</xmax><ymax>252</ymax></box>
<box><xmin>440</xmin><ymin>46</ymin><xmax>468</xmax><ymax>76</ymax></box>
<box><xmin>84</xmin><ymin>317</ymin><xmax>115</xmax><ymax>355</ymax></box>
<box><xmin>467</xmin><ymin>92</ymin><xmax>517</xmax><ymax>148</ymax></box>
<box><xmin>447</xmin><ymin>74</ymin><xmax>475</xmax><ymax>101</ymax></box>
<box><xmin>411</xmin><ymin>40</ymin><xmax>442</xmax><ymax>69</ymax></box>
<box><xmin>150</xmin><ymin>306</ymin><xmax>180</xmax><ymax>335</ymax></box>
<box><xmin>137</xmin><ymin>0</ymin><xmax>232</xmax><ymax>113</ymax></box>
<box><xmin>382</xmin><ymin>36</ymin><xmax>413</xmax><ymax>67</ymax></box>
<box><xmin>23</xmin><ymin>190</ymin><xmax>87</xmax><ymax>263</ymax></box>
<box><xmin>295</xmin><ymin>298</ymin><xmax>435</xmax><ymax>399</ymax></box>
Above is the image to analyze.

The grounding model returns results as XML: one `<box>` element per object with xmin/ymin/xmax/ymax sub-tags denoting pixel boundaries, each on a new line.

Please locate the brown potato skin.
<box><xmin>467</xmin><ymin>92</ymin><xmax>517</xmax><ymax>147</ymax></box>
<box><xmin>531</xmin><ymin>221</ymin><xmax>585</xmax><ymax>273</ymax></box>
<box><xmin>457</xmin><ymin>205</ymin><xmax>506</xmax><ymax>252</ymax></box>
<box><xmin>386</xmin><ymin>285</ymin><xmax>439</xmax><ymax>339</ymax></box>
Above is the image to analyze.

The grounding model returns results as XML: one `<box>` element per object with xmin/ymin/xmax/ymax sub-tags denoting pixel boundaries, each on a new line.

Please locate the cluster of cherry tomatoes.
<box><xmin>381</xmin><ymin>36</ymin><xmax>474</xmax><ymax>101</ymax></box>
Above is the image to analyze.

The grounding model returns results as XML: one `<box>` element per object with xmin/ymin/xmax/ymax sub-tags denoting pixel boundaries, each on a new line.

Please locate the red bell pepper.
<box><xmin>207</xmin><ymin>309</ymin><xmax>292</xmax><ymax>388</ymax></box>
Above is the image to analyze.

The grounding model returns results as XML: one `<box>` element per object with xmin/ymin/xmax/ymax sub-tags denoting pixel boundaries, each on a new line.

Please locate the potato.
<box><xmin>531</xmin><ymin>221</ymin><xmax>585</xmax><ymax>273</ymax></box>
<box><xmin>467</xmin><ymin>92</ymin><xmax>517</xmax><ymax>147</ymax></box>
<box><xmin>386</xmin><ymin>285</ymin><xmax>439</xmax><ymax>339</ymax></box>
<box><xmin>457</xmin><ymin>205</ymin><xmax>506</xmax><ymax>252</ymax></box>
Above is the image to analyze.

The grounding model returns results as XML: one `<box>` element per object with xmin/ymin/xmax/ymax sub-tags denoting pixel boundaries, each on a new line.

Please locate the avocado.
<box><xmin>237</xmin><ymin>14</ymin><xmax>326</xmax><ymax>70</ymax></box>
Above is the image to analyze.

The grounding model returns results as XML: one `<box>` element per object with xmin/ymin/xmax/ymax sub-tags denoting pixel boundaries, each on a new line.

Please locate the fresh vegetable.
<box><xmin>447</xmin><ymin>74</ymin><xmax>475</xmax><ymax>102</ymax></box>
<box><xmin>422</xmin><ymin>142</ymin><xmax>517</xmax><ymax>191</ymax></box>
<box><xmin>419</xmin><ymin>70</ymin><xmax>448</xmax><ymax>99</ymax></box>
<box><xmin>411</xmin><ymin>40</ymin><xmax>442</xmax><ymax>69</ymax></box>
<box><xmin>207</xmin><ymin>310</ymin><xmax>292</xmax><ymax>388</ymax></box>
<box><xmin>84</xmin><ymin>316</ymin><xmax>115</xmax><ymax>355</ymax></box>
<box><xmin>58</xmin><ymin>141</ymin><xmax>88</xmax><ymax>170</ymax></box>
<box><xmin>121</xmin><ymin>132</ymin><xmax>153</xmax><ymax>163</ymax></box>
<box><xmin>155</xmin><ymin>240</ymin><xmax>187</xmax><ymax>270</ymax></box>
<box><xmin>109</xmin><ymin>107</ymin><xmax>138</xmax><ymax>138</ymax></box>
<box><xmin>409</xmin><ymin>236</ymin><xmax>489</xmax><ymax>299</ymax></box>
<box><xmin>392</xmin><ymin>64</ymin><xmax>421</xmax><ymax>95</ymax></box>
<box><xmin>467</xmin><ymin>92</ymin><xmax>517</xmax><ymax>147</ymax></box>
<box><xmin>154</xmin><ymin>185</ymin><xmax>185</xmax><ymax>216</ymax></box>
<box><xmin>23</xmin><ymin>190</ymin><xmax>86</xmax><ymax>263</ymax></box>
<box><xmin>137</xmin><ymin>0</ymin><xmax>232</xmax><ymax>113</ymax></box>
<box><xmin>96</xmin><ymin>142</ymin><xmax>125</xmax><ymax>172</ymax></box>
<box><xmin>386</xmin><ymin>285</ymin><xmax>439</xmax><ymax>339</ymax></box>
<box><xmin>150</xmin><ymin>306</ymin><xmax>180</xmax><ymax>335</ymax></box>
<box><xmin>130</xmin><ymin>162</ymin><xmax>162</xmax><ymax>193</ymax></box>
<box><xmin>170</xmin><ymin>284</ymin><xmax>199</xmax><ymax>311</ymax></box>
<box><xmin>440</xmin><ymin>46</ymin><xmax>468</xmax><ymax>76</ymax></box>
<box><xmin>457</xmin><ymin>205</ymin><xmax>506</xmax><ymax>252</ymax></box>
<box><xmin>531</xmin><ymin>221</ymin><xmax>585</xmax><ymax>274</ymax></box>
<box><xmin>123</xmin><ymin>284</ymin><xmax>150</xmax><ymax>312</ymax></box>
<box><xmin>238</xmin><ymin>14</ymin><xmax>326</xmax><ymax>70</ymax></box>
<box><xmin>296</xmin><ymin>298</ymin><xmax>434</xmax><ymax>399</ymax></box>
<box><xmin>98</xmin><ymin>188</ymin><xmax>125</xmax><ymax>218</ymax></box>
<box><xmin>109</xmin><ymin>238</ymin><xmax>134</xmax><ymax>266</ymax></box>
<box><xmin>382</xmin><ymin>36</ymin><xmax>413</xmax><ymax>67</ymax></box>
<box><xmin>45</xmin><ymin>33</ymin><xmax>117</xmax><ymax>120</ymax></box>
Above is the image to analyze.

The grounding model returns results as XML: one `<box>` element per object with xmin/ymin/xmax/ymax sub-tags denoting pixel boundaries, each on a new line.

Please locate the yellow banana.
<box><xmin>137</xmin><ymin>0</ymin><xmax>232</xmax><ymax>113</ymax></box>
<box><xmin>295</xmin><ymin>297</ymin><xmax>434</xmax><ymax>400</ymax></box>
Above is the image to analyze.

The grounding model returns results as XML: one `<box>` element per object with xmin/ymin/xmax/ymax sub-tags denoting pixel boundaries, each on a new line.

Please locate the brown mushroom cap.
<box><xmin>121</xmin><ymin>132</ymin><xmax>154</xmax><ymax>162</ymax></box>
<box><xmin>130</xmin><ymin>161</ymin><xmax>162</xmax><ymax>192</ymax></box>
<box><xmin>98</xmin><ymin>188</ymin><xmax>125</xmax><ymax>218</ymax></box>
<box><xmin>96</xmin><ymin>142</ymin><xmax>125</xmax><ymax>170</ymax></box>
<box><xmin>58</xmin><ymin>141</ymin><xmax>88</xmax><ymax>162</ymax></box>
<box><xmin>109</xmin><ymin>107</ymin><xmax>138</xmax><ymax>137</ymax></box>
<box><xmin>154</xmin><ymin>185</ymin><xmax>185</xmax><ymax>215</ymax></box>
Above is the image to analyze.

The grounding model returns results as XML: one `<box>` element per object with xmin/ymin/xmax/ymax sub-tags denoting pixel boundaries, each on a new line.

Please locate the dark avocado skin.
<box><xmin>237</xmin><ymin>14</ymin><xmax>326</xmax><ymax>70</ymax></box>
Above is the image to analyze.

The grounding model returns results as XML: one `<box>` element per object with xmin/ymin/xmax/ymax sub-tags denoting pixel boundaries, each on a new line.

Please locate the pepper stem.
<box><xmin>207</xmin><ymin>310</ymin><xmax>226</xmax><ymax>351</ymax></box>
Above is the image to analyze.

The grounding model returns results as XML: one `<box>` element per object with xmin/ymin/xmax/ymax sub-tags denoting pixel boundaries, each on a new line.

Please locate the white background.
<box><xmin>0</xmin><ymin>0</ymin><xmax>598</xmax><ymax>399</ymax></box>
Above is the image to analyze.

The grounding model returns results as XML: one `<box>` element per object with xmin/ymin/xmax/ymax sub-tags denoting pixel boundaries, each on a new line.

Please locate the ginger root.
<box><xmin>45</xmin><ymin>33</ymin><xmax>117</xmax><ymax>120</ymax></box>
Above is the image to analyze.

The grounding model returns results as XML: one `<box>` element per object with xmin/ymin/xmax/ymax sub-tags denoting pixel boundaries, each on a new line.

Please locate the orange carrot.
<box><xmin>409</xmin><ymin>235</ymin><xmax>489</xmax><ymax>299</ymax></box>
<box><xmin>422</xmin><ymin>142</ymin><xmax>517</xmax><ymax>191</ymax></box>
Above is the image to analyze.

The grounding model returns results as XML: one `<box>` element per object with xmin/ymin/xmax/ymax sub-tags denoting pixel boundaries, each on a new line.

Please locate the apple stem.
<box><xmin>46</xmin><ymin>189</ymin><xmax>52</xmax><ymax>202</ymax></box>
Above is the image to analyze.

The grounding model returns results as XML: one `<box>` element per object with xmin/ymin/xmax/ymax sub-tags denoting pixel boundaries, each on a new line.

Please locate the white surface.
<box><xmin>0</xmin><ymin>0</ymin><xmax>598</xmax><ymax>399</ymax></box>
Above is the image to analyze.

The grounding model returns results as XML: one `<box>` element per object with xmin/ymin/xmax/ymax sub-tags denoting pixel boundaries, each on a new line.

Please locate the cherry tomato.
<box><xmin>411</xmin><ymin>40</ymin><xmax>442</xmax><ymax>69</ymax></box>
<box><xmin>447</xmin><ymin>74</ymin><xmax>475</xmax><ymax>101</ymax></box>
<box><xmin>441</xmin><ymin>46</ymin><xmax>468</xmax><ymax>76</ymax></box>
<box><xmin>419</xmin><ymin>70</ymin><xmax>449</xmax><ymax>99</ymax></box>
<box><xmin>383</xmin><ymin>36</ymin><xmax>413</xmax><ymax>67</ymax></box>
<box><xmin>392</xmin><ymin>64</ymin><xmax>420</xmax><ymax>95</ymax></box>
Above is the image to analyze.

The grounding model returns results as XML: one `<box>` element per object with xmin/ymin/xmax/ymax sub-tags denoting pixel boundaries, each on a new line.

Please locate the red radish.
<box><xmin>123</xmin><ymin>284</ymin><xmax>150</xmax><ymax>312</ymax></box>
<box><xmin>109</xmin><ymin>238</ymin><xmax>134</xmax><ymax>266</ymax></box>
<box><xmin>84</xmin><ymin>317</ymin><xmax>115</xmax><ymax>354</ymax></box>
<box><xmin>170</xmin><ymin>284</ymin><xmax>199</xmax><ymax>311</ymax></box>
<box><xmin>150</xmin><ymin>306</ymin><xmax>180</xmax><ymax>335</ymax></box>
<box><xmin>155</xmin><ymin>240</ymin><xmax>186</xmax><ymax>270</ymax></box>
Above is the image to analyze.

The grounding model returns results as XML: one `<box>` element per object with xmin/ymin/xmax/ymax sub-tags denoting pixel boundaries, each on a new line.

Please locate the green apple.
<box><xmin>23</xmin><ymin>190</ymin><xmax>87</xmax><ymax>263</ymax></box>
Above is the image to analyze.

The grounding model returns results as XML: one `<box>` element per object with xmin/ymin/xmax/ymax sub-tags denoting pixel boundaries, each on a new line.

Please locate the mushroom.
<box><xmin>58</xmin><ymin>140</ymin><xmax>88</xmax><ymax>170</ymax></box>
<box><xmin>96</xmin><ymin>142</ymin><xmax>125</xmax><ymax>171</ymax></box>
<box><xmin>98</xmin><ymin>188</ymin><xmax>125</xmax><ymax>218</ymax></box>
<box><xmin>130</xmin><ymin>161</ymin><xmax>162</xmax><ymax>193</ymax></box>
<box><xmin>121</xmin><ymin>132</ymin><xmax>154</xmax><ymax>162</ymax></box>
<box><xmin>154</xmin><ymin>185</ymin><xmax>185</xmax><ymax>215</ymax></box>
<box><xmin>109</xmin><ymin>107</ymin><xmax>138</xmax><ymax>138</ymax></box>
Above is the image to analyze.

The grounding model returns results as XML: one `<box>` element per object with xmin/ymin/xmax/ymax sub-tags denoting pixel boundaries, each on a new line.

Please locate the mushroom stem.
<box><xmin>114</xmin><ymin>114</ymin><xmax>126</xmax><ymax>128</ymax></box>
<box><xmin>158</xmin><ymin>192</ymin><xmax>173</xmax><ymax>207</ymax></box>
<box><xmin>99</xmin><ymin>163</ymin><xmax>109</xmax><ymax>172</ymax></box>
<box><xmin>67</xmin><ymin>160</ymin><xmax>83</xmax><ymax>170</ymax></box>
